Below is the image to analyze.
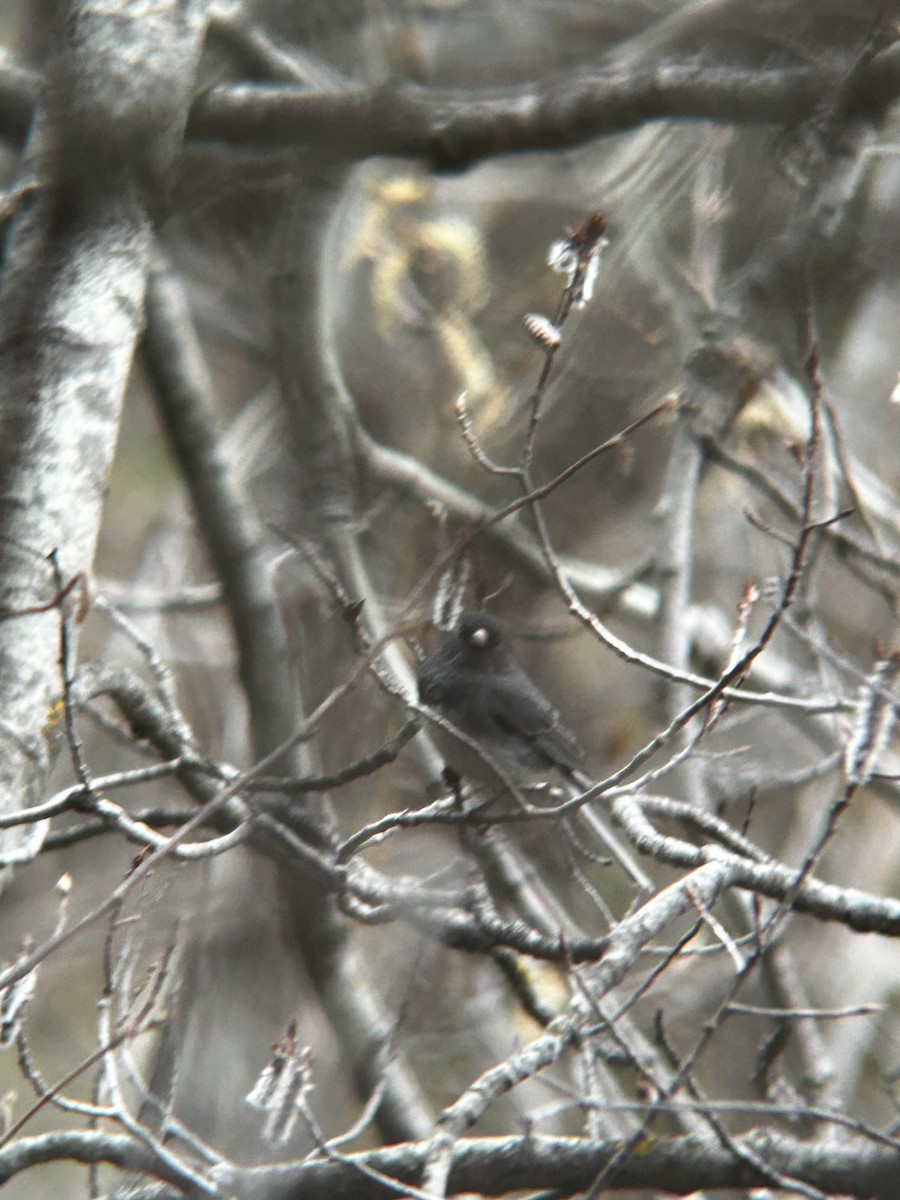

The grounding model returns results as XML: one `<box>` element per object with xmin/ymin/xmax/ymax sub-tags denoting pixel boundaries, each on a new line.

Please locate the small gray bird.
<box><xmin>417</xmin><ymin>610</ymin><xmax>652</xmax><ymax>890</ymax></box>
<box><xmin>417</xmin><ymin>611</ymin><xmax>584</xmax><ymax>788</ymax></box>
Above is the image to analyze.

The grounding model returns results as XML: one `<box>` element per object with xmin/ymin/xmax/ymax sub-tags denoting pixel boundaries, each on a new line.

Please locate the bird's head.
<box><xmin>455</xmin><ymin>612</ymin><xmax>503</xmax><ymax>654</ymax></box>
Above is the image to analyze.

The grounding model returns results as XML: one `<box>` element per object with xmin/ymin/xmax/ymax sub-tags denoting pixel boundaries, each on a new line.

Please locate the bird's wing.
<box><xmin>487</xmin><ymin>668</ymin><xmax>584</xmax><ymax>773</ymax></box>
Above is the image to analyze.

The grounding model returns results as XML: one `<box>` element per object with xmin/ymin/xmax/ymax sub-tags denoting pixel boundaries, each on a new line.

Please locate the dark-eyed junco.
<box><xmin>417</xmin><ymin>611</ymin><xmax>584</xmax><ymax>789</ymax></box>
<box><xmin>417</xmin><ymin>611</ymin><xmax>651</xmax><ymax>891</ymax></box>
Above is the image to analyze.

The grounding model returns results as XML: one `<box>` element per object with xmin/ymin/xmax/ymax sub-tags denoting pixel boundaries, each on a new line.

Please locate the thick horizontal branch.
<box><xmin>0</xmin><ymin>1129</ymin><xmax>196</xmax><ymax>1191</ymax></box>
<box><xmin>185</xmin><ymin>51</ymin><xmax>900</xmax><ymax>167</ymax></box>
<box><xmin>228</xmin><ymin>1127</ymin><xmax>899</xmax><ymax>1198</ymax></box>
<box><xmin>613</xmin><ymin>798</ymin><xmax>900</xmax><ymax>937</ymax></box>
<box><xmin>3</xmin><ymin>1125</ymin><xmax>895</xmax><ymax>1198</ymax></box>
<box><xmin>7</xmin><ymin>49</ymin><xmax>898</xmax><ymax>167</ymax></box>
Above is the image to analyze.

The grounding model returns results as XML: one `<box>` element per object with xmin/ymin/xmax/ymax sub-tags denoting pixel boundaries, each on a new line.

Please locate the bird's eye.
<box><xmin>468</xmin><ymin>627</ymin><xmax>490</xmax><ymax>648</ymax></box>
